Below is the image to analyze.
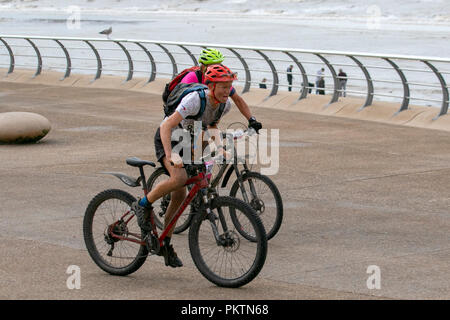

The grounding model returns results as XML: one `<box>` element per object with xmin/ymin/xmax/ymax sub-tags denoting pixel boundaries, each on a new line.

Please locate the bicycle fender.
<box><xmin>220</xmin><ymin>166</ymin><xmax>236</xmax><ymax>188</ymax></box>
<box><xmin>101</xmin><ymin>172</ymin><xmax>141</xmax><ymax>188</ymax></box>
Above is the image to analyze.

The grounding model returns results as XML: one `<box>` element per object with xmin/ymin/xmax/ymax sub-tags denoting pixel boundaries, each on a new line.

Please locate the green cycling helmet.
<box><xmin>198</xmin><ymin>48</ymin><xmax>225</xmax><ymax>65</ymax></box>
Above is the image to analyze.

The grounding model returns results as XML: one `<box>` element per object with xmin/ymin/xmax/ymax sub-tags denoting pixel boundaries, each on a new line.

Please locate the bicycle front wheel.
<box><xmin>230</xmin><ymin>171</ymin><xmax>283</xmax><ymax>240</ymax></box>
<box><xmin>188</xmin><ymin>196</ymin><xmax>267</xmax><ymax>288</ymax></box>
<box><xmin>83</xmin><ymin>189</ymin><xmax>148</xmax><ymax>276</ymax></box>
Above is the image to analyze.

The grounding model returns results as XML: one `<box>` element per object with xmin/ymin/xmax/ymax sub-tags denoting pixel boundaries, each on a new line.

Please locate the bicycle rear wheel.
<box><xmin>83</xmin><ymin>189</ymin><xmax>148</xmax><ymax>276</ymax></box>
<box><xmin>189</xmin><ymin>196</ymin><xmax>267</xmax><ymax>288</ymax></box>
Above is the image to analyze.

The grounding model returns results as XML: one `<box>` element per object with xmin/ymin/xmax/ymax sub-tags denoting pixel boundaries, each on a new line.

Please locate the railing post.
<box><xmin>25</xmin><ymin>38</ymin><xmax>42</xmax><ymax>77</ymax></box>
<box><xmin>314</xmin><ymin>53</ymin><xmax>339</xmax><ymax>105</ymax></box>
<box><xmin>134</xmin><ymin>42</ymin><xmax>156</xmax><ymax>83</ymax></box>
<box><xmin>347</xmin><ymin>55</ymin><xmax>374</xmax><ymax>109</ymax></box>
<box><xmin>228</xmin><ymin>48</ymin><xmax>251</xmax><ymax>94</ymax></box>
<box><xmin>84</xmin><ymin>40</ymin><xmax>102</xmax><ymax>81</ymax></box>
<box><xmin>178</xmin><ymin>45</ymin><xmax>198</xmax><ymax>66</ymax></box>
<box><xmin>53</xmin><ymin>39</ymin><xmax>71</xmax><ymax>80</ymax></box>
<box><xmin>383</xmin><ymin>58</ymin><xmax>410</xmax><ymax>112</ymax></box>
<box><xmin>0</xmin><ymin>37</ymin><xmax>14</xmax><ymax>75</ymax></box>
<box><xmin>283</xmin><ymin>51</ymin><xmax>309</xmax><ymax>100</ymax></box>
<box><xmin>1</xmin><ymin>35</ymin><xmax>450</xmax><ymax>115</ymax></box>
<box><xmin>156</xmin><ymin>43</ymin><xmax>177</xmax><ymax>79</ymax></box>
<box><xmin>255</xmin><ymin>49</ymin><xmax>278</xmax><ymax>98</ymax></box>
<box><xmin>115</xmin><ymin>41</ymin><xmax>133</xmax><ymax>82</ymax></box>
<box><xmin>422</xmin><ymin>60</ymin><xmax>449</xmax><ymax>118</ymax></box>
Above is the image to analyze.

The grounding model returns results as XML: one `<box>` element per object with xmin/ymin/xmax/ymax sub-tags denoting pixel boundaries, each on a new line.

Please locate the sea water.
<box><xmin>0</xmin><ymin>0</ymin><xmax>449</xmax><ymax>106</ymax></box>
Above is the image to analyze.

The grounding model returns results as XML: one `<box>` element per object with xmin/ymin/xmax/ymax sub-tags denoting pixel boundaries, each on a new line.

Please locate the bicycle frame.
<box><xmin>157</xmin><ymin>171</ymin><xmax>209</xmax><ymax>246</ymax></box>
<box><xmin>209</xmin><ymin>141</ymin><xmax>258</xmax><ymax>205</ymax></box>
<box><xmin>109</xmin><ymin>167</ymin><xmax>210</xmax><ymax>248</ymax></box>
<box><xmin>108</xmin><ymin>128</ymin><xmax>259</xmax><ymax>248</ymax></box>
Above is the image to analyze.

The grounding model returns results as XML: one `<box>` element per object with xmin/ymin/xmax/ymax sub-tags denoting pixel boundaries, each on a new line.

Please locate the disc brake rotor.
<box><xmin>221</xmin><ymin>230</ymin><xmax>240</xmax><ymax>253</ymax></box>
<box><xmin>250</xmin><ymin>198</ymin><xmax>265</xmax><ymax>214</ymax></box>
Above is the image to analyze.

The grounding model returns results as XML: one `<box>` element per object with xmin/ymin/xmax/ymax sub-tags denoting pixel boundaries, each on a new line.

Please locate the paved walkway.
<box><xmin>1</xmin><ymin>81</ymin><xmax>449</xmax><ymax>299</ymax></box>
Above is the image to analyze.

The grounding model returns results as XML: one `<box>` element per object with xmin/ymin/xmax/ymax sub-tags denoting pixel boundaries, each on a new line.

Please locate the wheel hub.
<box><xmin>221</xmin><ymin>231</ymin><xmax>240</xmax><ymax>252</ymax></box>
<box><xmin>250</xmin><ymin>198</ymin><xmax>265</xmax><ymax>214</ymax></box>
<box><xmin>105</xmin><ymin>220</ymin><xmax>128</xmax><ymax>244</ymax></box>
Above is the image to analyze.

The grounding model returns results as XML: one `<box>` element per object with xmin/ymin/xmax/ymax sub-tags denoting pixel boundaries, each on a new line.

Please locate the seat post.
<box><xmin>138</xmin><ymin>166</ymin><xmax>148</xmax><ymax>194</ymax></box>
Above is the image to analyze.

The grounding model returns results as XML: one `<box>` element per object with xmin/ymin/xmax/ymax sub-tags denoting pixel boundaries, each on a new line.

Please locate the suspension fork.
<box><xmin>241</xmin><ymin>161</ymin><xmax>259</xmax><ymax>200</ymax></box>
<box><xmin>233</xmin><ymin>160</ymin><xmax>258</xmax><ymax>203</ymax></box>
<box><xmin>201</xmin><ymin>188</ymin><xmax>229</xmax><ymax>245</ymax></box>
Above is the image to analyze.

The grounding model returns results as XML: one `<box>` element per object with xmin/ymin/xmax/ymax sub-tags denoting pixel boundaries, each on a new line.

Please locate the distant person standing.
<box><xmin>259</xmin><ymin>78</ymin><xmax>267</xmax><ymax>89</ymax></box>
<box><xmin>287</xmin><ymin>65</ymin><xmax>293</xmax><ymax>92</ymax></box>
<box><xmin>315</xmin><ymin>68</ymin><xmax>325</xmax><ymax>94</ymax></box>
<box><xmin>317</xmin><ymin>78</ymin><xmax>325</xmax><ymax>95</ymax></box>
<box><xmin>338</xmin><ymin>69</ymin><xmax>348</xmax><ymax>97</ymax></box>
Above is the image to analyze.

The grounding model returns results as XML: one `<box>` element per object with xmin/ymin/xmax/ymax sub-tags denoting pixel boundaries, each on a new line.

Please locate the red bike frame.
<box><xmin>109</xmin><ymin>170</ymin><xmax>210</xmax><ymax>248</ymax></box>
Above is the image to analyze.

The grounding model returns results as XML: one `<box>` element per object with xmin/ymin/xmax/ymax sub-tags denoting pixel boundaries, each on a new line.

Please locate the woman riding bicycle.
<box><xmin>131</xmin><ymin>64</ymin><xmax>239</xmax><ymax>268</ymax></box>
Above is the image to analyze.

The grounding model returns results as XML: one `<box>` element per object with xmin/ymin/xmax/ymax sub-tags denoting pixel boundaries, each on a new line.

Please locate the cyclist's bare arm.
<box><xmin>230</xmin><ymin>93</ymin><xmax>252</xmax><ymax>120</ymax></box>
<box><xmin>146</xmin><ymin>111</ymin><xmax>186</xmax><ymax>203</ymax></box>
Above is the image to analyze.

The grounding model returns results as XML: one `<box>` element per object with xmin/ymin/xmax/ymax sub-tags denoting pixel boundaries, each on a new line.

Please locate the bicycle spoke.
<box><xmin>233</xmin><ymin>173</ymin><xmax>281</xmax><ymax>238</ymax></box>
<box><xmin>190</xmin><ymin>197</ymin><xmax>266</xmax><ymax>287</ymax></box>
<box><xmin>85</xmin><ymin>190</ymin><xmax>147</xmax><ymax>273</ymax></box>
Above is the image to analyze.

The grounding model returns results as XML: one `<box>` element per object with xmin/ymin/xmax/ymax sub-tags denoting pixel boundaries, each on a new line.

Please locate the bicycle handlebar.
<box><xmin>221</xmin><ymin>127</ymin><xmax>257</xmax><ymax>140</ymax></box>
<box><xmin>169</xmin><ymin>152</ymin><xmax>224</xmax><ymax>168</ymax></box>
<box><xmin>169</xmin><ymin>128</ymin><xmax>257</xmax><ymax>168</ymax></box>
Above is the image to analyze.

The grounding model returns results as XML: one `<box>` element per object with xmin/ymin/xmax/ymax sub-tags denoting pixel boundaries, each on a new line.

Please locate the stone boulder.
<box><xmin>0</xmin><ymin>112</ymin><xmax>51</xmax><ymax>144</ymax></box>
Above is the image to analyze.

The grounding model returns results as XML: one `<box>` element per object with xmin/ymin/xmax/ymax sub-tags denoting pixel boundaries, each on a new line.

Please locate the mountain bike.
<box><xmin>83</xmin><ymin>156</ymin><xmax>267</xmax><ymax>288</ymax></box>
<box><xmin>147</xmin><ymin>128</ymin><xmax>283</xmax><ymax>240</ymax></box>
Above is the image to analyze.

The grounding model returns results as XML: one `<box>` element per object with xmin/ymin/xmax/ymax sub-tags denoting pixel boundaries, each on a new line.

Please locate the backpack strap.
<box><xmin>195</xmin><ymin>69</ymin><xmax>203</xmax><ymax>84</ymax></box>
<box><xmin>165</xmin><ymin>83</ymin><xmax>207</xmax><ymax>118</ymax></box>
<box><xmin>168</xmin><ymin>84</ymin><xmax>224</xmax><ymax>128</ymax></box>
<box><xmin>185</xmin><ymin>88</ymin><xmax>207</xmax><ymax>120</ymax></box>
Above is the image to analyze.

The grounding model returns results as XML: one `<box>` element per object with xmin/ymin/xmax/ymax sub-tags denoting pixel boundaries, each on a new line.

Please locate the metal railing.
<box><xmin>1</xmin><ymin>35</ymin><xmax>449</xmax><ymax>118</ymax></box>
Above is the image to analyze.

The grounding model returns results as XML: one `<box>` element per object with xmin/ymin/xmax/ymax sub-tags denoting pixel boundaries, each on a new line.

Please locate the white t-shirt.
<box><xmin>163</xmin><ymin>90</ymin><xmax>231</xmax><ymax>131</ymax></box>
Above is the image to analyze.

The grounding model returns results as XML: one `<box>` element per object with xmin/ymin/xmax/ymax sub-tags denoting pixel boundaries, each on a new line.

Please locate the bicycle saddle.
<box><xmin>126</xmin><ymin>157</ymin><xmax>156</xmax><ymax>168</ymax></box>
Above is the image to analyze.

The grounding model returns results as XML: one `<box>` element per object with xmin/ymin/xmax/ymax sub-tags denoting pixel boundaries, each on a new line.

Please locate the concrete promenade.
<box><xmin>0</xmin><ymin>71</ymin><xmax>449</xmax><ymax>299</ymax></box>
